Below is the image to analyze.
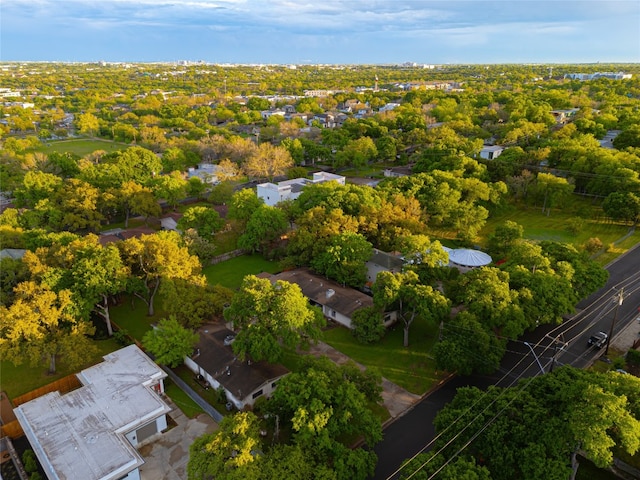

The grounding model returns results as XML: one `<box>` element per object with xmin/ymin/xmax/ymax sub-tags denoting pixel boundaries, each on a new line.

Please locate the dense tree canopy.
<box><xmin>223</xmin><ymin>275</ymin><xmax>325</xmax><ymax>363</ymax></box>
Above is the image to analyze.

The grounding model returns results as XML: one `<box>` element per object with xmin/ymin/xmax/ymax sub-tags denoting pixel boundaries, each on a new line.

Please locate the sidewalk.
<box><xmin>611</xmin><ymin>312</ymin><xmax>640</xmax><ymax>352</ymax></box>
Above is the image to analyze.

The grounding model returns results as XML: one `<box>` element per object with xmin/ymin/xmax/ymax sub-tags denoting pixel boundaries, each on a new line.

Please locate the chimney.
<box><xmin>326</xmin><ymin>289</ymin><xmax>335</xmax><ymax>299</ymax></box>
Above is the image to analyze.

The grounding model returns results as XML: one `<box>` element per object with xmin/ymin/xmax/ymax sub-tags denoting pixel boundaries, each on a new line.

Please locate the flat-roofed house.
<box><xmin>14</xmin><ymin>345</ymin><xmax>171</xmax><ymax>480</ymax></box>
<box><xmin>257</xmin><ymin>172</ymin><xmax>345</xmax><ymax>207</ymax></box>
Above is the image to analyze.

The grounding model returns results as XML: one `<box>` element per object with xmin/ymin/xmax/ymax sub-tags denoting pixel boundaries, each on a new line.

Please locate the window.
<box><xmin>252</xmin><ymin>389</ymin><xmax>263</xmax><ymax>399</ymax></box>
<box><xmin>272</xmin><ymin>381</ymin><xmax>278</xmax><ymax>389</ymax></box>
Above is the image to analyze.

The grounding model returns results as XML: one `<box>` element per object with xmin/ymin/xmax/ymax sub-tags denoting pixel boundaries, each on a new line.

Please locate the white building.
<box><xmin>15</xmin><ymin>345</ymin><xmax>171</xmax><ymax>480</ymax></box>
<box><xmin>257</xmin><ymin>172</ymin><xmax>345</xmax><ymax>207</ymax></box>
<box><xmin>479</xmin><ymin>145</ymin><xmax>504</xmax><ymax>160</ymax></box>
<box><xmin>187</xmin><ymin>163</ymin><xmax>222</xmax><ymax>184</ymax></box>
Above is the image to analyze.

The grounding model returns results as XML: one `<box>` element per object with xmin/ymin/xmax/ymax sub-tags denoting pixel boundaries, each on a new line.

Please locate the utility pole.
<box><xmin>604</xmin><ymin>288</ymin><xmax>624</xmax><ymax>356</ymax></box>
<box><xmin>548</xmin><ymin>335</ymin><xmax>567</xmax><ymax>372</ymax></box>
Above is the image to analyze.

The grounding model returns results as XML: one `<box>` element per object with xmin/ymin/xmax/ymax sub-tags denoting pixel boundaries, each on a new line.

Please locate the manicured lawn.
<box><xmin>0</xmin><ymin>337</ymin><xmax>121</xmax><ymax>399</ymax></box>
<box><xmin>37</xmin><ymin>138</ymin><xmax>130</xmax><ymax>156</ymax></box>
<box><xmin>202</xmin><ymin>254</ymin><xmax>281</xmax><ymax>289</ymax></box>
<box><xmin>323</xmin><ymin>320</ymin><xmax>445</xmax><ymax>395</ymax></box>
<box><xmin>109</xmin><ymin>296</ymin><xmax>166</xmax><ymax>342</ymax></box>
<box><xmin>164</xmin><ymin>377</ymin><xmax>205</xmax><ymax>419</ymax></box>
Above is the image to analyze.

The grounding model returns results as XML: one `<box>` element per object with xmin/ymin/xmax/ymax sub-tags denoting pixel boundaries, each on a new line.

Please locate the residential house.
<box><xmin>260</xmin><ymin>109</ymin><xmax>286</xmax><ymax>121</ymax></box>
<box><xmin>187</xmin><ymin>163</ymin><xmax>222</xmax><ymax>184</ymax></box>
<box><xmin>383</xmin><ymin>165</ymin><xmax>413</xmax><ymax>178</ymax></box>
<box><xmin>479</xmin><ymin>145</ymin><xmax>504</xmax><ymax>160</ymax></box>
<box><xmin>15</xmin><ymin>345</ymin><xmax>171</xmax><ymax>480</ymax></box>
<box><xmin>160</xmin><ymin>212</ymin><xmax>182</xmax><ymax>231</ymax></box>
<box><xmin>257</xmin><ymin>172</ymin><xmax>345</xmax><ymax>207</ymax></box>
<box><xmin>550</xmin><ymin>108</ymin><xmax>580</xmax><ymax>124</ymax></box>
<box><xmin>365</xmin><ymin>249</ymin><xmax>404</xmax><ymax>285</ymax></box>
<box><xmin>261</xmin><ymin>269</ymin><xmax>396</xmax><ymax>329</ymax></box>
<box><xmin>185</xmin><ymin>323</ymin><xmax>289</xmax><ymax>410</ymax></box>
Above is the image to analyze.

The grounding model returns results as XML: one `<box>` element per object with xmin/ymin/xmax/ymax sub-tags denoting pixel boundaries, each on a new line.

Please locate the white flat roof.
<box><xmin>15</xmin><ymin>345</ymin><xmax>171</xmax><ymax>480</ymax></box>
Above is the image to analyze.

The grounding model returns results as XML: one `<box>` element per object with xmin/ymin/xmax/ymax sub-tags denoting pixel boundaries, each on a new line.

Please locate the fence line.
<box><xmin>12</xmin><ymin>374</ymin><xmax>82</xmax><ymax>407</ymax></box>
<box><xmin>208</xmin><ymin>249</ymin><xmax>245</xmax><ymax>265</ymax></box>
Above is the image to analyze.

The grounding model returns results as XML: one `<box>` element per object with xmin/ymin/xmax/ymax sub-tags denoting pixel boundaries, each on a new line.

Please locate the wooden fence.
<box><xmin>1</xmin><ymin>374</ymin><xmax>83</xmax><ymax>439</ymax></box>
<box><xmin>208</xmin><ymin>249</ymin><xmax>245</xmax><ymax>265</ymax></box>
<box><xmin>12</xmin><ymin>374</ymin><xmax>82</xmax><ymax>407</ymax></box>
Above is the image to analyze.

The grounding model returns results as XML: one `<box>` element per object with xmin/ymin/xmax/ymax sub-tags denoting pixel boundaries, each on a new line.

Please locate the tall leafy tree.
<box><xmin>244</xmin><ymin>143</ymin><xmax>294</xmax><ymax>181</ymax></box>
<box><xmin>310</xmin><ymin>232</ymin><xmax>372</xmax><ymax>287</ymax></box>
<box><xmin>373</xmin><ymin>270</ymin><xmax>450</xmax><ymax>347</ymax></box>
<box><xmin>119</xmin><ymin>231</ymin><xmax>202</xmax><ymax>316</ymax></box>
<box><xmin>0</xmin><ymin>282</ymin><xmax>96</xmax><ymax>374</ymax></box>
<box><xmin>178</xmin><ymin>206</ymin><xmax>225</xmax><ymax>241</ymax></box>
<box><xmin>223</xmin><ymin>275</ymin><xmax>325</xmax><ymax>363</ymax></box>
<box><xmin>188</xmin><ymin>412</ymin><xmax>263</xmax><ymax>480</ymax></box>
<box><xmin>432</xmin><ymin>367</ymin><xmax>640</xmax><ymax>480</ymax></box>
<box><xmin>238</xmin><ymin>205</ymin><xmax>288</xmax><ymax>255</ymax></box>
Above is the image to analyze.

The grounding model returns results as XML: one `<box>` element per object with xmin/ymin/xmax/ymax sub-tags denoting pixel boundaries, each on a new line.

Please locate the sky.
<box><xmin>1</xmin><ymin>0</ymin><xmax>639</xmax><ymax>64</ymax></box>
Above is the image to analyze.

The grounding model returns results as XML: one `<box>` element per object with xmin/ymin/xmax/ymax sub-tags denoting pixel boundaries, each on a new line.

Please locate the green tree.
<box><xmin>603</xmin><ymin>191</ymin><xmax>640</xmax><ymax>226</ymax></box>
<box><xmin>161</xmin><ymin>279</ymin><xmax>232</xmax><ymax>329</ymax></box>
<box><xmin>351</xmin><ymin>306</ymin><xmax>386</xmax><ymax>344</ymax></box>
<box><xmin>152</xmin><ymin>171</ymin><xmax>188</xmax><ymax>210</ymax></box>
<box><xmin>335</xmin><ymin>136</ymin><xmax>378</xmax><ymax>169</ymax></box>
<box><xmin>373</xmin><ymin>270</ymin><xmax>450</xmax><ymax>347</ymax></box>
<box><xmin>534</xmin><ymin>172</ymin><xmax>575</xmax><ymax>216</ymax></box>
<box><xmin>267</xmin><ymin>356</ymin><xmax>382</xmax><ymax>480</ymax></box>
<box><xmin>178</xmin><ymin>206</ymin><xmax>224</xmax><ymax>241</ymax></box>
<box><xmin>0</xmin><ymin>282</ymin><xmax>96</xmax><ymax>374</ymax></box>
<box><xmin>486</xmin><ymin>220</ymin><xmax>524</xmax><ymax>258</ymax></box>
<box><xmin>13</xmin><ymin>170</ymin><xmax>63</xmax><ymax>208</ymax></box>
<box><xmin>76</xmin><ymin>112</ymin><xmax>100</xmax><ymax>136</ymax></box>
<box><xmin>310</xmin><ymin>232</ymin><xmax>372</xmax><ymax>287</ymax></box>
<box><xmin>119</xmin><ymin>231</ymin><xmax>202</xmax><ymax>316</ymax></box>
<box><xmin>238</xmin><ymin>205</ymin><xmax>288</xmax><ymax>255</ymax></box>
<box><xmin>433</xmin><ymin>367</ymin><xmax>640</xmax><ymax>480</ymax></box>
<box><xmin>188</xmin><ymin>411</ymin><xmax>263</xmax><ymax>480</ymax></box>
<box><xmin>224</xmin><ymin>275</ymin><xmax>325</xmax><ymax>363</ymax></box>
<box><xmin>142</xmin><ymin>316</ymin><xmax>199</xmax><ymax>367</ymax></box>
<box><xmin>228</xmin><ymin>188</ymin><xmax>264</xmax><ymax>224</ymax></box>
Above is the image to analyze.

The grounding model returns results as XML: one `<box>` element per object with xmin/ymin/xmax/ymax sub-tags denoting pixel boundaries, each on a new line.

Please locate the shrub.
<box><xmin>565</xmin><ymin>217</ymin><xmax>585</xmax><ymax>236</ymax></box>
<box><xmin>626</xmin><ymin>349</ymin><xmax>640</xmax><ymax>366</ymax></box>
<box><xmin>113</xmin><ymin>329</ymin><xmax>132</xmax><ymax>346</ymax></box>
<box><xmin>351</xmin><ymin>307</ymin><xmax>386</xmax><ymax>344</ymax></box>
<box><xmin>583</xmin><ymin>237</ymin><xmax>603</xmax><ymax>254</ymax></box>
<box><xmin>22</xmin><ymin>450</ymin><xmax>38</xmax><ymax>473</ymax></box>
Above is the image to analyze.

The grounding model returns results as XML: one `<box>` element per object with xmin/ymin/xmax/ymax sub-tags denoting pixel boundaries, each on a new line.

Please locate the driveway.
<box><xmin>138</xmin><ymin>398</ymin><xmax>218</xmax><ymax>480</ymax></box>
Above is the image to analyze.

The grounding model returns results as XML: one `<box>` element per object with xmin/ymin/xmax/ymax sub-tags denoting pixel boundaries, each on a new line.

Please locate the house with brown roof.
<box><xmin>184</xmin><ymin>323</ymin><xmax>289</xmax><ymax>410</ymax></box>
<box><xmin>262</xmin><ymin>268</ymin><xmax>395</xmax><ymax>329</ymax></box>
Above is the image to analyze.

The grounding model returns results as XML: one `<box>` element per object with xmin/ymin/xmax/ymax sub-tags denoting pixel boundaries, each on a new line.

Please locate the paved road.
<box><xmin>373</xmin><ymin>242</ymin><xmax>640</xmax><ymax>480</ymax></box>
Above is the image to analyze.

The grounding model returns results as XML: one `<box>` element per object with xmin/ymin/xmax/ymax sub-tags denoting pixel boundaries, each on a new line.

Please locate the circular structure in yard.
<box><xmin>448</xmin><ymin>248</ymin><xmax>492</xmax><ymax>268</ymax></box>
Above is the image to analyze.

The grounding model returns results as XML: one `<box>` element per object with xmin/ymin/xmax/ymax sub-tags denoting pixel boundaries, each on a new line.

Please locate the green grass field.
<box><xmin>323</xmin><ymin>320</ymin><xmax>445</xmax><ymax>395</ymax></box>
<box><xmin>202</xmin><ymin>254</ymin><xmax>281</xmax><ymax>289</ymax></box>
<box><xmin>37</xmin><ymin>137</ymin><xmax>130</xmax><ymax>156</ymax></box>
<box><xmin>0</xmin><ymin>337</ymin><xmax>121</xmax><ymax>399</ymax></box>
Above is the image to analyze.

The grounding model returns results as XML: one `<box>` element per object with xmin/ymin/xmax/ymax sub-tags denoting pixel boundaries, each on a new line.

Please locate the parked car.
<box><xmin>587</xmin><ymin>331</ymin><xmax>608</xmax><ymax>349</ymax></box>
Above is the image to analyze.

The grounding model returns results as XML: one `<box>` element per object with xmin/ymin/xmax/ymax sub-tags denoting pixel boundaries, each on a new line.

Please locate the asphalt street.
<box><xmin>373</xmin><ymin>242</ymin><xmax>640</xmax><ymax>480</ymax></box>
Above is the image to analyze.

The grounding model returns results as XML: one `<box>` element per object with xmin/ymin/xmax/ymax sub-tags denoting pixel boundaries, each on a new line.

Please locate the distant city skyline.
<box><xmin>1</xmin><ymin>1</ymin><xmax>639</xmax><ymax>64</ymax></box>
